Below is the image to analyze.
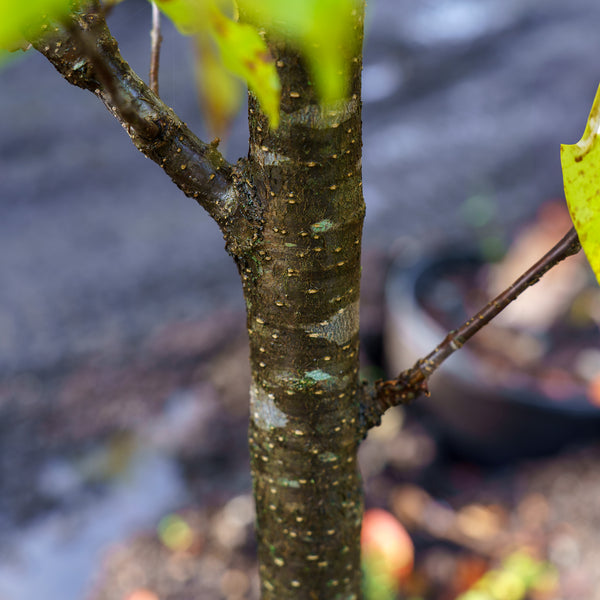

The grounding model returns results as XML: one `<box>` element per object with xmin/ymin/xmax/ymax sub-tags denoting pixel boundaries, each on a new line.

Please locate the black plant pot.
<box><xmin>385</xmin><ymin>249</ymin><xmax>600</xmax><ymax>464</ymax></box>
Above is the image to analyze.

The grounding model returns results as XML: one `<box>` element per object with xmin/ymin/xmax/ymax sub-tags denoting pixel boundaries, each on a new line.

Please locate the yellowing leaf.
<box><xmin>0</xmin><ymin>0</ymin><xmax>76</xmax><ymax>50</ymax></box>
<box><xmin>153</xmin><ymin>0</ymin><xmax>280</xmax><ymax>127</ymax></box>
<box><xmin>153</xmin><ymin>0</ymin><xmax>212</xmax><ymax>35</ymax></box>
<box><xmin>561</xmin><ymin>83</ymin><xmax>600</xmax><ymax>285</ymax></box>
<box><xmin>209</xmin><ymin>7</ymin><xmax>280</xmax><ymax>127</ymax></box>
<box><xmin>237</xmin><ymin>0</ymin><xmax>362</xmax><ymax>104</ymax></box>
<box><xmin>194</xmin><ymin>34</ymin><xmax>243</xmax><ymax>138</ymax></box>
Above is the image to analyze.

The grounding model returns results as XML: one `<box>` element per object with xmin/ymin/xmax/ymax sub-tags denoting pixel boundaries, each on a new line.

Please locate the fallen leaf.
<box><xmin>587</xmin><ymin>374</ymin><xmax>600</xmax><ymax>406</ymax></box>
<box><xmin>125</xmin><ymin>589</ymin><xmax>159</xmax><ymax>600</ymax></box>
<box><xmin>362</xmin><ymin>508</ymin><xmax>414</xmax><ymax>582</ymax></box>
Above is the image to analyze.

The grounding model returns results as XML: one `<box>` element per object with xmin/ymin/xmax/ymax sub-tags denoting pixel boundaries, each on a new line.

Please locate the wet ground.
<box><xmin>1</xmin><ymin>0</ymin><xmax>600</xmax><ymax>598</ymax></box>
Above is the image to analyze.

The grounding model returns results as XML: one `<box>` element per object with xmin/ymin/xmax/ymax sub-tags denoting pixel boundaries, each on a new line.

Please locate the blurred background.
<box><xmin>0</xmin><ymin>0</ymin><xmax>600</xmax><ymax>598</ymax></box>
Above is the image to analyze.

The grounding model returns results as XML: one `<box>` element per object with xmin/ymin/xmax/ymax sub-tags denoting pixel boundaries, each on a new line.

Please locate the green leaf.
<box><xmin>153</xmin><ymin>0</ymin><xmax>280</xmax><ymax>127</ymax></box>
<box><xmin>0</xmin><ymin>0</ymin><xmax>75</xmax><ymax>50</ymax></box>
<box><xmin>561</xmin><ymin>83</ymin><xmax>600</xmax><ymax>285</ymax></box>
<box><xmin>237</xmin><ymin>0</ymin><xmax>362</xmax><ymax>105</ymax></box>
<box><xmin>153</xmin><ymin>0</ymin><xmax>360</xmax><ymax>126</ymax></box>
<box><xmin>153</xmin><ymin>0</ymin><xmax>212</xmax><ymax>35</ymax></box>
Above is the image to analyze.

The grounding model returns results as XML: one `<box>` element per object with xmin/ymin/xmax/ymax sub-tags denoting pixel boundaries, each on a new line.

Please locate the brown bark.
<box><xmin>237</xmin><ymin>8</ymin><xmax>366</xmax><ymax>597</ymax></box>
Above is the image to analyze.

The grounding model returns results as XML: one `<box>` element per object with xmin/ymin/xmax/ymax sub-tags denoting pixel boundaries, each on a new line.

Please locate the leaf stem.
<box><xmin>150</xmin><ymin>2</ymin><xmax>162</xmax><ymax>95</ymax></box>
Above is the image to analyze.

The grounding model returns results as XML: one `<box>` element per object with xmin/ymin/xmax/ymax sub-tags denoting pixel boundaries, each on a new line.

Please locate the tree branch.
<box><xmin>28</xmin><ymin>2</ymin><xmax>248</xmax><ymax>233</ymax></box>
<box><xmin>359</xmin><ymin>226</ymin><xmax>582</xmax><ymax>437</ymax></box>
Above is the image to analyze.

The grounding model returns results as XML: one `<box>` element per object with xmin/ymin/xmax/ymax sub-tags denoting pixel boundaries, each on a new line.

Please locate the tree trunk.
<box><xmin>236</xmin><ymin>8</ymin><xmax>366</xmax><ymax>599</ymax></box>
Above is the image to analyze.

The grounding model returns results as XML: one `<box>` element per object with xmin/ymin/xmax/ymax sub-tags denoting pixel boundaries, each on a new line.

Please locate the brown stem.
<box><xmin>149</xmin><ymin>2</ymin><xmax>162</xmax><ymax>95</ymax></box>
<box><xmin>360</xmin><ymin>226</ymin><xmax>582</xmax><ymax>435</ymax></box>
<box><xmin>66</xmin><ymin>21</ymin><xmax>160</xmax><ymax>139</ymax></box>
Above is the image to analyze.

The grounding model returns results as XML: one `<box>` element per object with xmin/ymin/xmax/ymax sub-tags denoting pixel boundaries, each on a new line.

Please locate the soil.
<box><xmin>0</xmin><ymin>252</ymin><xmax>598</xmax><ymax>599</ymax></box>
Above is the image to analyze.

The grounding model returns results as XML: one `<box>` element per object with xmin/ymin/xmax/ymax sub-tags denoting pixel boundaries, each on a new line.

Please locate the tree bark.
<box><xmin>237</xmin><ymin>8</ymin><xmax>366</xmax><ymax>599</ymax></box>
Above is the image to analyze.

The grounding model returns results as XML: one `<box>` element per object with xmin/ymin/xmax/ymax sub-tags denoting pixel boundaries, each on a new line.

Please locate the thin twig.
<box><xmin>150</xmin><ymin>2</ymin><xmax>162</xmax><ymax>95</ymax></box>
<box><xmin>410</xmin><ymin>226</ymin><xmax>581</xmax><ymax>381</ymax></box>
<box><xmin>360</xmin><ymin>226</ymin><xmax>582</xmax><ymax>433</ymax></box>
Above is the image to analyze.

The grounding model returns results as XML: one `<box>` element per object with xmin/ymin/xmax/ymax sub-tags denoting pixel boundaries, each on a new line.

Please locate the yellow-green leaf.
<box><xmin>153</xmin><ymin>0</ymin><xmax>213</xmax><ymax>35</ymax></box>
<box><xmin>153</xmin><ymin>0</ymin><xmax>280</xmax><ymax>127</ymax></box>
<box><xmin>209</xmin><ymin>5</ymin><xmax>280</xmax><ymax>127</ymax></box>
<box><xmin>237</xmin><ymin>0</ymin><xmax>362</xmax><ymax>105</ymax></box>
<box><xmin>561</xmin><ymin>83</ymin><xmax>600</xmax><ymax>285</ymax></box>
<box><xmin>194</xmin><ymin>34</ymin><xmax>243</xmax><ymax>138</ymax></box>
<box><xmin>0</xmin><ymin>0</ymin><xmax>75</xmax><ymax>50</ymax></box>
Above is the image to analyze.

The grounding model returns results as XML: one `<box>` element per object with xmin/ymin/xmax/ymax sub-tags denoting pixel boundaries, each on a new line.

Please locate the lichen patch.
<box><xmin>304</xmin><ymin>300</ymin><xmax>359</xmax><ymax>346</ymax></box>
<box><xmin>250</xmin><ymin>381</ymin><xmax>288</xmax><ymax>430</ymax></box>
<box><xmin>305</xmin><ymin>369</ymin><xmax>333</xmax><ymax>382</ymax></box>
<box><xmin>311</xmin><ymin>219</ymin><xmax>333</xmax><ymax>234</ymax></box>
